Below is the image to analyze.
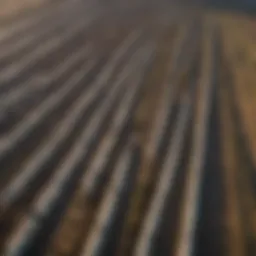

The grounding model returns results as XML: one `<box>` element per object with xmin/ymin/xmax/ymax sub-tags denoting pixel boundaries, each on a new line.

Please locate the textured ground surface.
<box><xmin>0</xmin><ymin>1</ymin><xmax>255</xmax><ymax>256</ymax></box>
<box><xmin>0</xmin><ymin>0</ymin><xmax>50</xmax><ymax>19</ymax></box>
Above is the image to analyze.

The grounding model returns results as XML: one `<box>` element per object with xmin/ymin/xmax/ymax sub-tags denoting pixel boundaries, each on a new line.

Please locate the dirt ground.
<box><xmin>0</xmin><ymin>0</ymin><xmax>48</xmax><ymax>19</ymax></box>
<box><xmin>220</xmin><ymin>14</ymin><xmax>256</xmax><ymax>166</ymax></box>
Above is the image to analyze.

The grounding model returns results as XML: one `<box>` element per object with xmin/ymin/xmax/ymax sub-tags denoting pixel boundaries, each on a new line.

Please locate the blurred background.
<box><xmin>0</xmin><ymin>0</ymin><xmax>255</xmax><ymax>256</ymax></box>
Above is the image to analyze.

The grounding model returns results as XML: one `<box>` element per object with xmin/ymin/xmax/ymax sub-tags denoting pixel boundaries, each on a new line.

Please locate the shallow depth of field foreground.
<box><xmin>0</xmin><ymin>0</ymin><xmax>256</xmax><ymax>255</ymax></box>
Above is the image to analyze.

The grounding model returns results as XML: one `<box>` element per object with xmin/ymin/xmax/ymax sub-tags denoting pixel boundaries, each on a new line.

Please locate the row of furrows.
<box><xmin>0</xmin><ymin>16</ymin><xmax>189</xmax><ymax>255</ymax></box>
<box><xmin>0</xmin><ymin>17</ymin><xmax>213</xmax><ymax>256</ymax></box>
<box><xmin>179</xmin><ymin>22</ymin><xmax>256</xmax><ymax>256</ymax></box>
<box><xmin>0</xmin><ymin>22</ymin><xmax>147</xmax><ymax>186</ymax></box>
<box><xmin>0</xmin><ymin>7</ymin><xmax>159</xmax><ymax>115</ymax></box>
<box><xmin>148</xmin><ymin>20</ymin><xmax>256</xmax><ymax>256</ymax></box>
<box><xmin>0</xmin><ymin>21</ymin><xmax>144</xmax><ymax>123</ymax></box>
<box><xmin>0</xmin><ymin>41</ymin><xmax>156</xmax><ymax>256</ymax></box>
<box><xmin>0</xmin><ymin>20</ymin><xmax>157</xmax><ymax>252</ymax></box>
<box><xmin>38</xmin><ymin>19</ymin><xmax>213</xmax><ymax>256</ymax></box>
<box><xmin>218</xmin><ymin>47</ymin><xmax>247</xmax><ymax>256</ymax></box>
<box><xmin>51</xmin><ymin>45</ymin><xmax>156</xmax><ymax>256</ymax></box>
<box><xmin>188</xmin><ymin>26</ymin><xmax>224</xmax><ymax>256</ymax></box>
<box><xmin>0</xmin><ymin>0</ymin><xmax>100</xmax><ymax>48</ymax></box>
<box><xmin>0</xmin><ymin>12</ymin><xmax>104</xmax><ymax>95</ymax></box>
<box><xmin>219</xmin><ymin>38</ymin><xmax>256</xmax><ymax>256</ymax></box>
<box><xmin>44</xmin><ymin>22</ymin><xmax>178</xmax><ymax>256</ymax></box>
<box><xmin>59</xmin><ymin>20</ymin><xmax>221</xmax><ymax>256</ymax></box>
<box><xmin>2</xmin><ymin>13</ymin><xmax>254</xmax><ymax>256</ymax></box>
<box><xmin>116</xmin><ymin>21</ymin><xmax>201</xmax><ymax>256</ymax></box>
<box><xmin>0</xmin><ymin>0</ymin><xmax>159</xmax><ymax>55</ymax></box>
<box><xmin>0</xmin><ymin>18</ymin><xmax>145</xmax><ymax>132</ymax></box>
<box><xmin>119</xmin><ymin>22</ymin><xmax>218</xmax><ymax>256</ymax></box>
<box><xmin>114</xmin><ymin>20</ymin><xmax>249</xmax><ymax>256</ymax></box>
